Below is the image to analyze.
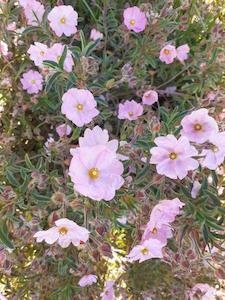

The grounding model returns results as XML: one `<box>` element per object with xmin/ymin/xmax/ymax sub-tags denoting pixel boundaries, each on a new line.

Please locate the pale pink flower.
<box><xmin>145</xmin><ymin>198</ymin><xmax>185</xmax><ymax>232</ymax></box>
<box><xmin>127</xmin><ymin>239</ymin><xmax>164</xmax><ymax>263</ymax></box>
<box><xmin>90</xmin><ymin>28</ymin><xmax>103</xmax><ymax>41</ymax></box>
<box><xmin>34</xmin><ymin>218</ymin><xmax>90</xmax><ymax>248</ymax></box>
<box><xmin>48</xmin><ymin>5</ymin><xmax>78</xmax><ymax>37</ymax></box>
<box><xmin>70</xmin><ymin>126</ymin><xmax>128</xmax><ymax>161</ymax></box>
<box><xmin>181</xmin><ymin>108</ymin><xmax>218</xmax><ymax>143</ymax></box>
<box><xmin>27</xmin><ymin>42</ymin><xmax>48</xmax><ymax>67</ymax></box>
<box><xmin>0</xmin><ymin>292</ymin><xmax>7</xmax><ymax>300</ymax></box>
<box><xmin>56</xmin><ymin>124</ymin><xmax>72</xmax><ymax>137</ymax></box>
<box><xmin>44</xmin><ymin>43</ymin><xmax>74</xmax><ymax>72</ymax></box>
<box><xmin>159</xmin><ymin>45</ymin><xmax>177</xmax><ymax>64</ymax></box>
<box><xmin>191</xmin><ymin>180</ymin><xmax>201</xmax><ymax>198</ymax></box>
<box><xmin>189</xmin><ymin>283</ymin><xmax>216</xmax><ymax>300</ymax></box>
<box><xmin>100</xmin><ymin>281</ymin><xmax>115</xmax><ymax>300</ymax></box>
<box><xmin>150</xmin><ymin>135</ymin><xmax>199</xmax><ymax>179</ymax></box>
<box><xmin>123</xmin><ymin>6</ymin><xmax>147</xmax><ymax>33</ymax></box>
<box><xmin>61</xmin><ymin>88</ymin><xmax>99</xmax><ymax>127</ymax></box>
<box><xmin>0</xmin><ymin>41</ymin><xmax>8</xmax><ymax>57</ymax></box>
<box><xmin>19</xmin><ymin>0</ymin><xmax>45</xmax><ymax>26</ymax></box>
<box><xmin>7</xmin><ymin>22</ymin><xmax>16</xmax><ymax>31</ymax></box>
<box><xmin>78</xmin><ymin>274</ymin><xmax>97</xmax><ymax>287</ymax></box>
<box><xmin>206</xmin><ymin>91</ymin><xmax>217</xmax><ymax>102</ymax></box>
<box><xmin>142</xmin><ymin>224</ymin><xmax>173</xmax><ymax>245</ymax></box>
<box><xmin>20</xmin><ymin>70</ymin><xmax>43</xmax><ymax>94</ymax></box>
<box><xmin>118</xmin><ymin>100</ymin><xmax>143</xmax><ymax>121</ymax></box>
<box><xmin>44</xmin><ymin>136</ymin><xmax>55</xmax><ymax>152</ymax></box>
<box><xmin>142</xmin><ymin>90</ymin><xmax>158</xmax><ymax>105</ymax></box>
<box><xmin>69</xmin><ymin>145</ymin><xmax>124</xmax><ymax>201</ymax></box>
<box><xmin>176</xmin><ymin>44</ymin><xmax>190</xmax><ymax>62</ymax></box>
<box><xmin>78</xmin><ymin>126</ymin><xmax>118</xmax><ymax>152</ymax></box>
<box><xmin>201</xmin><ymin>132</ymin><xmax>225</xmax><ymax>170</ymax></box>
<box><xmin>117</xmin><ymin>216</ymin><xmax>127</xmax><ymax>225</ymax></box>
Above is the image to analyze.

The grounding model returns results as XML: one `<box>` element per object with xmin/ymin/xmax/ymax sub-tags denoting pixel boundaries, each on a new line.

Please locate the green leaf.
<box><xmin>45</xmin><ymin>71</ymin><xmax>62</xmax><ymax>93</ymax></box>
<box><xmin>80</xmin><ymin>0</ymin><xmax>97</xmax><ymax>22</ymax></box>
<box><xmin>6</xmin><ymin>170</ymin><xmax>20</xmax><ymax>187</ymax></box>
<box><xmin>22</xmin><ymin>26</ymin><xmax>40</xmax><ymax>35</ymax></box>
<box><xmin>58</xmin><ymin>46</ymin><xmax>67</xmax><ymax>70</ymax></box>
<box><xmin>25</xmin><ymin>153</ymin><xmax>35</xmax><ymax>169</ymax></box>
<box><xmin>0</xmin><ymin>221</ymin><xmax>14</xmax><ymax>249</ymax></box>
<box><xmin>83</xmin><ymin>40</ymin><xmax>100</xmax><ymax>56</ymax></box>
<box><xmin>43</xmin><ymin>60</ymin><xmax>59</xmax><ymax>69</ymax></box>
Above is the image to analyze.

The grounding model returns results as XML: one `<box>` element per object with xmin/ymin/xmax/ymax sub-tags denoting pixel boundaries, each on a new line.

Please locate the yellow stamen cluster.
<box><xmin>88</xmin><ymin>168</ymin><xmax>100</xmax><ymax>180</ymax></box>
<box><xmin>141</xmin><ymin>247</ymin><xmax>149</xmax><ymax>255</ymax></box>
<box><xmin>60</xmin><ymin>17</ymin><xmax>66</xmax><ymax>24</ymax></box>
<box><xmin>130</xmin><ymin>19</ymin><xmax>135</xmax><ymax>26</ymax></box>
<box><xmin>169</xmin><ymin>152</ymin><xmax>177</xmax><ymax>160</ymax></box>
<box><xmin>58</xmin><ymin>227</ymin><xmax>68</xmax><ymax>235</ymax></box>
<box><xmin>194</xmin><ymin>123</ymin><xmax>202</xmax><ymax>131</ymax></box>
<box><xmin>76</xmin><ymin>103</ymin><xmax>84</xmax><ymax>111</ymax></box>
<box><xmin>164</xmin><ymin>49</ymin><xmax>171</xmax><ymax>55</ymax></box>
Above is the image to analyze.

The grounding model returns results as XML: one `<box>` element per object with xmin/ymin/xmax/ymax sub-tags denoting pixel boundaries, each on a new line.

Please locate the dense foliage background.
<box><xmin>0</xmin><ymin>0</ymin><xmax>225</xmax><ymax>299</ymax></box>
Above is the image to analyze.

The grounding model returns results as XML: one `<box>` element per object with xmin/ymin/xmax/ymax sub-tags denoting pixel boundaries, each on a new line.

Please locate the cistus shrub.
<box><xmin>0</xmin><ymin>0</ymin><xmax>225</xmax><ymax>299</ymax></box>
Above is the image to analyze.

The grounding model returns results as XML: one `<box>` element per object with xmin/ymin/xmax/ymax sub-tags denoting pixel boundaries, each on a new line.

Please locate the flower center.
<box><xmin>58</xmin><ymin>226</ymin><xmax>68</xmax><ymax>235</ymax></box>
<box><xmin>60</xmin><ymin>17</ymin><xmax>66</xmax><ymax>24</ymax></box>
<box><xmin>151</xmin><ymin>227</ymin><xmax>157</xmax><ymax>234</ymax></box>
<box><xmin>169</xmin><ymin>152</ymin><xmax>177</xmax><ymax>160</ymax></box>
<box><xmin>30</xmin><ymin>79</ymin><xmax>36</xmax><ymax>85</ymax></box>
<box><xmin>213</xmin><ymin>146</ymin><xmax>219</xmax><ymax>153</ymax></box>
<box><xmin>76</xmin><ymin>103</ymin><xmax>84</xmax><ymax>111</ymax></box>
<box><xmin>128</xmin><ymin>111</ymin><xmax>133</xmax><ymax>117</ymax></box>
<box><xmin>194</xmin><ymin>123</ymin><xmax>202</xmax><ymax>131</ymax></box>
<box><xmin>164</xmin><ymin>49</ymin><xmax>171</xmax><ymax>55</ymax></box>
<box><xmin>88</xmin><ymin>168</ymin><xmax>100</xmax><ymax>180</ymax></box>
<box><xmin>40</xmin><ymin>50</ymin><xmax>45</xmax><ymax>56</ymax></box>
<box><xmin>141</xmin><ymin>247</ymin><xmax>149</xmax><ymax>255</ymax></box>
<box><xmin>130</xmin><ymin>19</ymin><xmax>135</xmax><ymax>26</ymax></box>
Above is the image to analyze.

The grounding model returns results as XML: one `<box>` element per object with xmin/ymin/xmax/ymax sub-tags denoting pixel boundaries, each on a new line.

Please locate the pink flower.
<box><xmin>7</xmin><ymin>22</ymin><xmax>16</xmax><ymax>31</ymax></box>
<box><xmin>69</xmin><ymin>145</ymin><xmax>124</xmax><ymax>201</ymax></box>
<box><xmin>78</xmin><ymin>274</ymin><xmax>97</xmax><ymax>287</ymax></box>
<box><xmin>146</xmin><ymin>198</ymin><xmax>185</xmax><ymax>232</ymax></box>
<box><xmin>127</xmin><ymin>239</ymin><xmax>164</xmax><ymax>263</ymax></box>
<box><xmin>0</xmin><ymin>292</ymin><xmax>7</xmax><ymax>300</ymax></box>
<box><xmin>176</xmin><ymin>44</ymin><xmax>190</xmax><ymax>62</ymax></box>
<box><xmin>118</xmin><ymin>100</ymin><xmax>143</xmax><ymax>121</ymax></box>
<box><xmin>45</xmin><ymin>43</ymin><xmax>74</xmax><ymax>72</ymax></box>
<box><xmin>79</xmin><ymin>126</ymin><xmax>118</xmax><ymax>151</ymax></box>
<box><xmin>0</xmin><ymin>41</ymin><xmax>8</xmax><ymax>57</ymax></box>
<box><xmin>191</xmin><ymin>180</ymin><xmax>201</xmax><ymax>198</ymax></box>
<box><xmin>150</xmin><ymin>135</ymin><xmax>199</xmax><ymax>179</ymax></box>
<box><xmin>142</xmin><ymin>90</ymin><xmax>158</xmax><ymax>105</ymax></box>
<box><xmin>48</xmin><ymin>5</ymin><xmax>78</xmax><ymax>37</ymax></box>
<box><xmin>159</xmin><ymin>45</ymin><xmax>177</xmax><ymax>64</ymax></box>
<box><xmin>19</xmin><ymin>0</ymin><xmax>45</xmax><ymax>26</ymax></box>
<box><xmin>123</xmin><ymin>6</ymin><xmax>147</xmax><ymax>33</ymax></box>
<box><xmin>181</xmin><ymin>108</ymin><xmax>218</xmax><ymax>143</ymax></box>
<box><xmin>90</xmin><ymin>28</ymin><xmax>103</xmax><ymax>41</ymax></box>
<box><xmin>56</xmin><ymin>124</ymin><xmax>72</xmax><ymax>137</ymax></box>
<box><xmin>70</xmin><ymin>126</ymin><xmax>128</xmax><ymax>161</ymax></box>
<box><xmin>61</xmin><ymin>88</ymin><xmax>99</xmax><ymax>127</ymax></box>
<box><xmin>201</xmin><ymin>132</ymin><xmax>225</xmax><ymax>170</ymax></box>
<box><xmin>142</xmin><ymin>224</ymin><xmax>173</xmax><ymax>245</ymax></box>
<box><xmin>20</xmin><ymin>70</ymin><xmax>43</xmax><ymax>94</ymax></box>
<box><xmin>44</xmin><ymin>137</ymin><xmax>55</xmax><ymax>152</ymax></box>
<box><xmin>100</xmin><ymin>281</ymin><xmax>115</xmax><ymax>300</ymax></box>
<box><xmin>27</xmin><ymin>42</ymin><xmax>48</xmax><ymax>67</ymax></box>
<box><xmin>189</xmin><ymin>283</ymin><xmax>216</xmax><ymax>300</ymax></box>
<box><xmin>34</xmin><ymin>218</ymin><xmax>89</xmax><ymax>248</ymax></box>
